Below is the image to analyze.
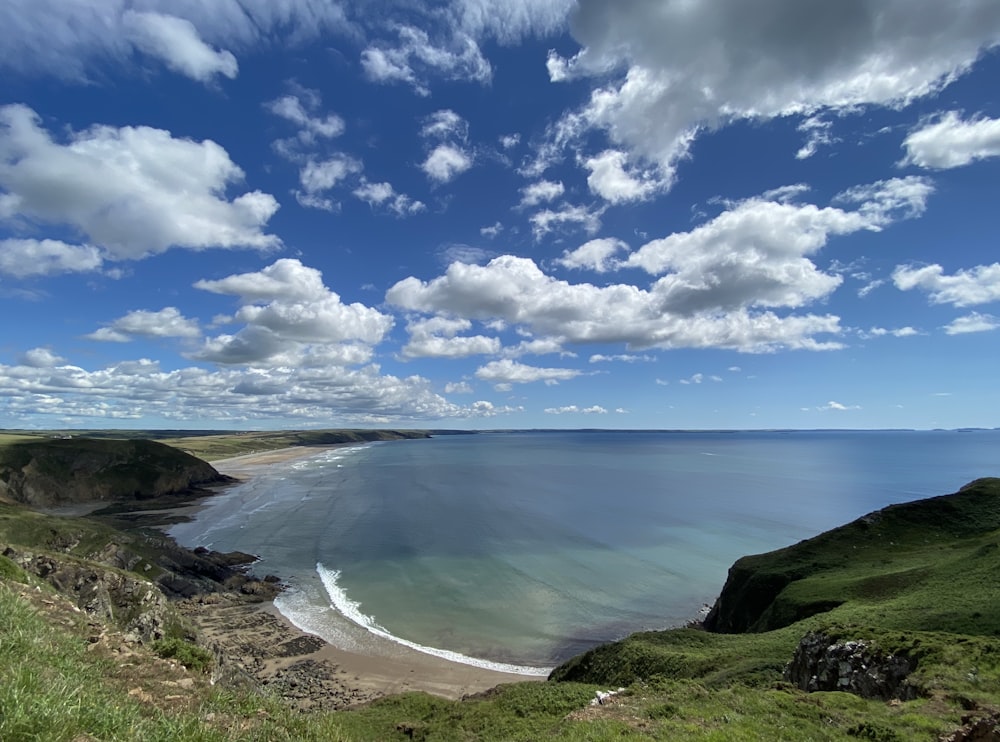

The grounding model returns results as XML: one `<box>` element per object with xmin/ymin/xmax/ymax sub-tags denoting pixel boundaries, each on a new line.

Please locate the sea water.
<box><xmin>168</xmin><ymin>429</ymin><xmax>999</xmax><ymax>672</ymax></box>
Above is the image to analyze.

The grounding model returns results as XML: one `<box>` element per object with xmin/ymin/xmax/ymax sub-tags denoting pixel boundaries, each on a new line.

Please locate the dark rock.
<box><xmin>939</xmin><ymin>713</ymin><xmax>1000</xmax><ymax>742</ymax></box>
<box><xmin>784</xmin><ymin>632</ymin><xmax>918</xmax><ymax>701</ymax></box>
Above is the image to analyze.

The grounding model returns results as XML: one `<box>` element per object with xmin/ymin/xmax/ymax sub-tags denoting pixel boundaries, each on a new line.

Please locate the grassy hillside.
<box><xmin>1</xmin><ymin>476</ymin><xmax>999</xmax><ymax>739</ymax></box>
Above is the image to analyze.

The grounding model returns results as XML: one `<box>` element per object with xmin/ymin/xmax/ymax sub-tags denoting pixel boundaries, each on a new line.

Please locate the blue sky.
<box><xmin>1</xmin><ymin>1</ymin><xmax>999</xmax><ymax>430</ymax></box>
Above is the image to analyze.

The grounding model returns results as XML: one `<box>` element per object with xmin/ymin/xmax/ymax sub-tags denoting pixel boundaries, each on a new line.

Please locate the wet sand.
<box><xmin>179</xmin><ymin>445</ymin><xmax>541</xmax><ymax>709</ymax></box>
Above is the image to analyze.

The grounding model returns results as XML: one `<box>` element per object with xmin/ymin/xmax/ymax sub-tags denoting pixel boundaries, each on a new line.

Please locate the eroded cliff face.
<box><xmin>0</xmin><ymin>438</ymin><xmax>229</xmax><ymax>507</ymax></box>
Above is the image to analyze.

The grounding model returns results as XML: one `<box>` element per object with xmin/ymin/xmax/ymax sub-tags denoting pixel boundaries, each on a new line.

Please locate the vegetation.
<box><xmin>0</xmin><ymin>430</ymin><xmax>997</xmax><ymax>740</ymax></box>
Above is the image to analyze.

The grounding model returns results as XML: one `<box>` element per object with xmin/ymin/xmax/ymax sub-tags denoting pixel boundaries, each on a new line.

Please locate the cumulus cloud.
<box><xmin>421</xmin><ymin>110</ymin><xmax>468</xmax><ymax>141</ymax></box>
<box><xmin>893</xmin><ymin>263</ymin><xmax>1000</xmax><ymax>306</ymax></box>
<box><xmin>422</xmin><ymin>144</ymin><xmax>473</xmax><ymax>183</ymax></box>
<box><xmin>387</xmin><ymin>254</ymin><xmax>844</xmax><ymax>353</ymax></box>
<box><xmin>622</xmin><ymin>178</ymin><xmax>931</xmax><ymax>315</ymax></box>
<box><xmin>530</xmin><ymin>203</ymin><xmax>604</xmax><ymax>239</ymax></box>
<box><xmin>0</xmin><ymin>354</ymin><xmax>508</xmax><ymax>425</ymax></box>
<box><xmin>0</xmin><ymin>238</ymin><xmax>103</xmax><ymax>277</ymax></box>
<box><xmin>555</xmin><ymin>237</ymin><xmax>628</xmax><ymax>273</ymax></box>
<box><xmin>543</xmin><ymin>0</ymin><xmax>1000</xmax><ymax>180</ymax></box>
<box><xmin>475</xmin><ymin>358</ymin><xmax>582</xmax><ymax>387</ymax></box>
<box><xmin>0</xmin><ymin>104</ymin><xmax>279</xmax><ymax>260</ymax></box>
<box><xmin>901</xmin><ymin>111</ymin><xmax>1000</xmax><ymax>169</ymax></box>
<box><xmin>123</xmin><ymin>11</ymin><xmax>237</xmax><ymax>83</ymax></box>
<box><xmin>589</xmin><ymin>353</ymin><xmax>653</xmax><ymax>363</ymax></box>
<box><xmin>361</xmin><ymin>25</ymin><xmax>491</xmax><ymax>96</ymax></box>
<box><xmin>0</xmin><ymin>0</ymin><xmax>354</xmax><ymax>83</ymax></box>
<box><xmin>353</xmin><ymin>180</ymin><xmax>425</xmax><ymax>216</ymax></box>
<box><xmin>192</xmin><ymin>259</ymin><xmax>393</xmax><ymax>366</ymax></box>
<box><xmin>943</xmin><ymin>312</ymin><xmax>999</xmax><ymax>335</ymax></box>
<box><xmin>19</xmin><ymin>347</ymin><xmax>65</xmax><ymax>367</ymax></box>
<box><xmin>519</xmin><ymin>180</ymin><xmax>564</xmax><ymax>207</ymax></box>
<box><xmin>267</xmin><ymin>92</ymin><xmax>345</xmax><ymax>145</ymax></box>
<box><xmin>401</xmin><ymin>316</ymin><xmax>500</xmax><ymax>359</ymax></box>
<box><xmin>582</xmin><ymin>149</ymin><xmax>667</xmax><ymax>203</ymax></box>
<box><xmin>544</xmin><ymin>405</ymin><xmax>607</xmax><ymax>414</ymax></box>
<box><xmin>296</xmin><ymin>155</ymin><xmax>363</xmax><ymax>210</ymax></box>
<box><xmin>86</xmin><ymin>307</ymin><xmax>200</xmax><ymax>342</ymax></box>
<box><xmin>818</xmin><ymin>400</ymin><xmax>861</xmax><ymax>411</ymax></box>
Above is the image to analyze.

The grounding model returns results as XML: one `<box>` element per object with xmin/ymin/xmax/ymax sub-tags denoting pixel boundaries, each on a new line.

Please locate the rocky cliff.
<box><xmin>0</xmin><ymin>438</ymin><xmax>230</xmax><ymax>507</ymax></box>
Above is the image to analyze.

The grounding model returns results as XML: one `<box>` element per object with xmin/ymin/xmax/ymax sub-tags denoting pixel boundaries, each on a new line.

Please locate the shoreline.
<box><xmin>180</xmin><ymin>444</ymin><xmax>542</xmax><ymax>709</ymax></box>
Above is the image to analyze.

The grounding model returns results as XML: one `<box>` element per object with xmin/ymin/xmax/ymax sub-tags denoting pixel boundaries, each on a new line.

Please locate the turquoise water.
<box><xmin>168</xmin><ymin>430</ymin><xmax>999</xmax><ymax>671</ymax></box>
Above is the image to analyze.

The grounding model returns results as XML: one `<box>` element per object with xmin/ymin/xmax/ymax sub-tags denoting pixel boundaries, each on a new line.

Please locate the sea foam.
<box><xmin>316</xmin><ymin>563</ymin><xmax>552</xmax><ymax>676</ymax></box>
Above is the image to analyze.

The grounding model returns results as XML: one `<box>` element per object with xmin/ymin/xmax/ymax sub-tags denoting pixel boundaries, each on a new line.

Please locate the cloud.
<box><xmin>267</xmin><ymin>92</ymin><xmax>345</xmax><ymax>144</ymax></box>
<box><xmin>582</xmin><ymin>149</ymin><xmax>667</xmax><ymax>203</ymax></box>
<box><xmin>795</xmin><ymin>115</ymin><xmax>836</xmax><ymax>159</ymax></box>
<box><xmin>543</xmin><ymin>0</ymin><xmax>1000</xmax><ymax>180</ymax></box>
<box><xmin>445</xmin><ymin>381</ymin><xmax>474</xmax><ymax>394</ymax></box>
<box><xmin>0</xmin><ymin>0</ymin><xmax>354</xmax><ymax>83</ymax></box>
<box><xmin>86</xmin><ymin>307</ymin><xmax>201</xmax><ymax>342</ymax></box>
<box><xmin>386</xmin><ymin>254</ymin><xmax>844</xmax><ymax>353</ymax></box>
<box><xmin>818</xmin><ymin>400</ymin><xmax>861</xmax><ymax>411</ymax></box>
<box><xmin>901</xmin><ymin>111</ymin><xmax>1000</xmax><ymax>168</ymax></box>
<box><xmin>421</xmin><ymin>110</ymin><xmax>469</xmax><ymax>141</ymax></box>
<box><xmin>893</xmin><ymin>262</ymin><xmax>1000</xmax><ymax>306</ymax></box>
<box><xmin>589</xmin><ymin>353</ymin><xmax>653</xmax><ymax>363</ymax></box>
<box><xmin>353</xmin><ymin>180</ymin><xmax>425</xmax><ymax>216</ymax></box>
<box><xmin>621</xmin><ymin>178</ymin><xmax>931</xmax><ymax>315</ymax></box>
<box><xmin>19</xmin><ymin>347</ymin><xmax>65</xmax><ymax>368</ymax></box>
<box><xmin>480</xmin><ymin>221</ymin><xmax>503</xmax><ymax>238</ymax></box>
<box><xmin>555</xmin><ymin>237</ymin><xmax>628</xmax><ymax>273</ymax></box>
<box><xmin>0</xmin><ymin>104</ymin><xmax>279</xmax><ymax>260</ymax></box>
<box><xmin>530</xmin><ymin>203</ymin><xmax>604</xmax><ymax>239</ymax></box>
<box><xmin>123</xmin><ymin>11</ymin><xmax>238</xmax><ymax>83</ymax></box>
<box><xmin>192</xmin><ymin>259</ymin><xmax>393</xmax><ymax>365</ymax></box>
<box><xmin>943</xmin><ymin>312</ymin><xmax>999</xmax><ymax>335</ymax></box>
<box><xmin>401</xmin><ymin>316</ymin><xmax>500</xmax><ymax>359</ymax></box>
<box><xmin>544</xmin><ymin>405</ymin><xmax>607</xmax><ymax>414</ymax></box>
<box><xmin>0</xmin><ymin>238</ymin><xmax>103</xmax><ymax>277</ymax></box>
<box><xmin>361</xmin><ymin>25</ymin><xmax>491</xmax><ymax>96</ymax></box>
<box><xmin>519</xmin><ymin>180</ymin><xmax>564</xmax><ymax>207</ymax></box>
<box><xmin>422</xmin><ymin>144</ymin><xmax>473</xmax><ymax>183</ymax></box>
<box><xmin>0</xmin><ymin>355</ymin><xmax>505</xmax><ymax>425</ymax></box>
<box><xmin>475</xmin><ymin>358</ymin><xmax>582</xmax><ymax>387</ymax></box>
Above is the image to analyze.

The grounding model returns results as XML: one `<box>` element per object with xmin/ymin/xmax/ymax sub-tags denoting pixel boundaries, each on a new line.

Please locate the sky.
<box><xmin>1</xmin><ymin>1</ymin><xmax>999</xmax><ymax>431</ymax></box>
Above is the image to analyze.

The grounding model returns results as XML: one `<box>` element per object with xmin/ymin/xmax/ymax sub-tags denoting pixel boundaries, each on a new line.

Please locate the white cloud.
<box><xmin>0</xmin><ymin>238</ymin><xmax>103</xmax><ymax>277</ymax></box>
<box><xmin>192</xmin><ymin>259</ymin><xmax>393</xmax><ymax>366</ymax></box>
<box><xmin>818</xmin><ymin>400</ymin><xmax>861</xmax><ymax>411</ymax></box>
<box><xmin>589</xmin><ymin>353</ymin><xmax>653</xmax><ymax>363</ymax></box>
<box><xmin>893</xmin><ymin>263</ymin><xmax>1000</xmax><ymax>306</ymax></box>
<box><xmin>0</xmin><ymin>104</ymin><xmax>279</xmax><ymax>260</ymax></box>
<box><xmin>19</xmin><ymin>347</ymin><xmax>65</xmax><ymax>368</ymax></box>
<box><xmin>353</xmin><ymin>180</ymin><xmax>425</xmax><ymax>216</ymax></box>
<box><xmin>544</xmin><ymin>405</ymin><xmax>607</xmax><ymax>414</ymax></box>
<box><xmin>123</xmin><ymin>11</ymin><xmax>238</xmax><ymax>83</ymax></box>
<box><xmin>445</xmin><ymin>381</ymin><xmax>474</xmax><ymax>394</ymax></box>
<box><xmin>542</xmin><ymin>0</ymin><xmax>1000</xmax><ymax>180</ymax></box>
<box><xmin>422</xmin><ymin>144</ymin><xmax>473</xmax><ymax>183</ymax></box>
<box><xmin>421</xmin><ymin>110</ymin><xmax>468</xmax><ymax>141</ymax></box>
<box><xmin>401</xmin><ymin>316</ymin><xmax>500</xmax><ymax>359</ymax></box>
<box><xmin>519</xmin><ymin>180</ymin><xmax>564</xmax><ymax>207</ymax></box>
<box><xmin>0</xmin><ymin>0</ymin><xmax>354</xmax><ymax>83</ymax></box>
<box><xmin>530</xmin><ymin>203</ymin><xmax>604</xmax><ymax>239</ymax></box>
<box><xmin>299</xmin><ymin>155</ymin><xmax>362</xmax><ymax>193</ymax></box>
<box><xmin>475</xmin><ymin>359</ymin><xmax>582</xmax><ymax>387</ymax></box>
<box><xmin>582</xmin><ymin>149</ymin><xmax>667</xmax><ymax>203</ymax></box>
<box><xmin>361</xmin><ymin>25</ymin><xmax>491</xmax><ymax>95</ymax></box>
<box><xmin>901</xmin><ymin>111</ymin><xmax>1000</xmax><ymax>169</ymax></box>
<box><xmin>480</xmin><ymin>221</ymin><xmax>503</xmax><ymax>238</ymax></box>
<box><xmin>499</xmin><ymin>133</ymin><xmax>521</xmax><ymax>149</ymax></box>
<box><xmin>0</xmin><ymin>354</ymin><xmax>504</xmax><ymax>424</ymax></box>
<box><xmin>864</xmin><ymin>326</ymin><xmax>919</xmax><ymax>338</ymax></box>
<box><xmin>555</xmin><ymin>237</ymin><xmax>628</xmax><ymax>273</ymax></box>
<box><xmin>267</xmin><ymin>93</ymin><xmax>345</xmax><ymax>143</ymax></box>
<box><xmin>679</xmin><ymin>373</ymin><xmax>703</xmax><ymax>385</ymax></box>
<box><xmin>386</xmin><ymin>254</ymin><xmax>844</xmax><ymax>353</ymax></box>
<box><xmin>795</xmin><ymin>116</ymin><xmax>836</xmax><ymax>160</ymax></box>
<box><xmin>623</xmin><ymin>179</ymin><xmax>931</xmax><ymax>315</ymax></box>
<box><xmin>944</xmin><ymin>312</ymin><xmax>999</xmax><ymax>335</ymax></box>
<box><xmin>87</xmin><ymin>307</ymin><xmax>200</xmax><ymax>342</ymax></box>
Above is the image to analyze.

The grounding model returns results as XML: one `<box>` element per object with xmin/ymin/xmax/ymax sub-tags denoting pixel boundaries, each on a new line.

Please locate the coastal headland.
<box><xmin>0</xmin><ymin>429</ymin><xmax>998</xmax><ymax>740</ymax></box>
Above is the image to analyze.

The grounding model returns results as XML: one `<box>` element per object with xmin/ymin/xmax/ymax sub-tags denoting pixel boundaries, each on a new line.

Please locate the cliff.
<box><xmin>0</xmin><ymin>437</ymin><xmax>230</xmax><ymax>507</ymax></box>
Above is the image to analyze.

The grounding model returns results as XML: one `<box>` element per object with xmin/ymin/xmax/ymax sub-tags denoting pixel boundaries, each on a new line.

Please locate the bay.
<box><xmin>168</xmin><ymin>429</ymin><xmax>1000</xmax><ymax>672</ymax></box>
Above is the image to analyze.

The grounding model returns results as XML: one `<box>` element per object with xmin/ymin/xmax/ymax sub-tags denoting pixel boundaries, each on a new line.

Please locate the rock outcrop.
<box><xmin>784</xmin><ymin>632</ymin><xmax>918</xmax><ymax>701</ymax></box>
<box><xmin>0</xmin><ymin>437</ymin><xmax>230</xmax><ymax>507</ymax></box>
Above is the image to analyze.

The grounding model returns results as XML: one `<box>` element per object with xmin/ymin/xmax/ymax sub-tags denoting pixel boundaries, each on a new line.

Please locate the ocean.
<box><xmin>167</xmin><ymin>429</ymin><xmax>999</xmax><ymax>674</ymax></box>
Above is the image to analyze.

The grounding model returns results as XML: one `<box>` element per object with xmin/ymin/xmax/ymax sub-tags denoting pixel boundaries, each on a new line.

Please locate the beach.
<box><xmin>179</xmin><ymin>445</ymin><xmax>539</xmax><ymax>711</ymax></box>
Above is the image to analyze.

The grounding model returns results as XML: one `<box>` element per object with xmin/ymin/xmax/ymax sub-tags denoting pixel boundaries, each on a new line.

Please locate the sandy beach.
<box><xmin>179</xmin><ymin>445</ymin><xmax>540</xmax><ymax>710</ymax></box>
